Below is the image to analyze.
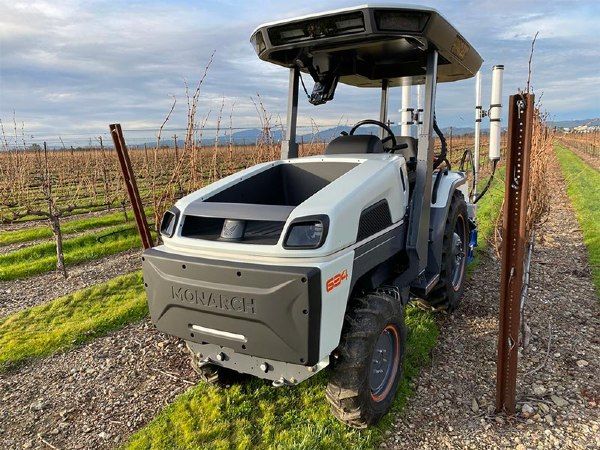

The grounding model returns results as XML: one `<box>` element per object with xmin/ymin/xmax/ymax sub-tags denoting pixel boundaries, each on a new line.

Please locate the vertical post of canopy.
<box><xmin>473</xmin><ymin>70</ymin><xmax>482</xmax><ymax>200</ymax></box>
<box><xmin>407</xmin><ymin>50</ymin><xmax>438</xmax><ymax>273</ymax></box>
<box><xmin>379</xmin><ymin>79</ymin><xmax>389</xmax><ymax>139</ymax></box>
<box><xmin>281</xmin><ymin>66</ymin><xmax>299</xmax><ymax>159</ymax></box>
<box><xmin>401</xmin><ymin>80</ymin><xmax>413</xmax><ymax>137</ymax></box>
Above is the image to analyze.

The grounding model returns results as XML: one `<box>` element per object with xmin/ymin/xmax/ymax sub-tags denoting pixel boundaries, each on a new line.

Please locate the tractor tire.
<box><xmin>425</xmin><ymin>190</ymin><xmax>468</xmax><ymax>312</ymax></box>
<box><xmin>326</xmin><ymin>290</ymin><xmax>407</xmax><ymax>428</ymax></box>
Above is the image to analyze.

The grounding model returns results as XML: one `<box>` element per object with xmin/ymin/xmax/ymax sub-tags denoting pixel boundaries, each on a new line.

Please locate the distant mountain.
<box><xmin>134</xmin><ymin>124</ymin><xmax>477</xmax><ymax>148</ymax></box>
<box><xmin>548</xmin><ymin>118</ymin><xmax>599</xmax><ymax>129</ymax></box>
<box><xmin>133</xmin><ymin>118</ymin><xmax>597</xmax><ymax>148</ymax></box>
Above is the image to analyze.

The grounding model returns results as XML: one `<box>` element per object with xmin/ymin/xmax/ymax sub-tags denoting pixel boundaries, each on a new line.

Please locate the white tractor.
<box><xmin>143</xmin><ymin>4</ymin><xmax>500</xmax><ymax>427</ymax></box>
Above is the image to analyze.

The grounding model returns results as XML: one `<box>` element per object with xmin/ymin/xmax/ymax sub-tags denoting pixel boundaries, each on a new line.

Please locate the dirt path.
<box><xmin>0</xmin><ymin>249</ymin><xmax>142</xmax><ymax>318</ymax></box>
<box><xmin>0</xmin><ymin>320</ymin><xmax>198</xmax><ymax>449</ymax></box>
<box><xmin>383</xmin><ymin>159</ymin><xmax>599</xmax><ymax>448</ymax></box>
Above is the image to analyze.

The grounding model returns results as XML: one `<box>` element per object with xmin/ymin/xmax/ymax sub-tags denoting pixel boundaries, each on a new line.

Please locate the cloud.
<box><xmin>498</xmin><ymin>11</ymin><xmax>596</xmax><ymax>40</ymax></box>
<box><xmin>0</xmin><ymin>0</ymin><xmax>599</xmax><ymax>145</ymax></box>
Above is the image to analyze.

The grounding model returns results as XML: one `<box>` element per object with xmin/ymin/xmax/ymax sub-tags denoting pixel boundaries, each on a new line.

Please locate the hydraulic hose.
<box><xmin>432</xmin><ymin>115</ymin><xmax>447</xmax><ymax>171</ymax></box>
<box><xmin>473</xmin><ymin>159</ymin><xmax>498</xmax><ymax>204</ymax></box>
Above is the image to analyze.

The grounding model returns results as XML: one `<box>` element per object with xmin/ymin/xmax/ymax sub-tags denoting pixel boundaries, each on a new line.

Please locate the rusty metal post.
<box><xmin>109</xmin><ymin>123</ymin><xmax>154</xmax><ymax>250</ymax></box>
<box><xmin>495</xmin><ymin>93</ymin><xmax>534</xmax><ymax>414</ymax></box>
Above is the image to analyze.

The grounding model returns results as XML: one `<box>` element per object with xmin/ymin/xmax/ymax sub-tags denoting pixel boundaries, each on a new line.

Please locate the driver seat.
<box><xmin>325</xmin><ymin>135</ymin><xmax>384</xmax><ymax>155</ymax></box>
<box><xmin>396</xmin><ymin>136</ymin><xmax>417</xmax><ymax>161</ymax></box>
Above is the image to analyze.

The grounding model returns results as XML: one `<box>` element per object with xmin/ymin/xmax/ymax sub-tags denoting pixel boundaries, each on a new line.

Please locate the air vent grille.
<box><xmin>356</xmin><ymin>200</ymin><xmax>392</xmax><ymax>242</ymax></box>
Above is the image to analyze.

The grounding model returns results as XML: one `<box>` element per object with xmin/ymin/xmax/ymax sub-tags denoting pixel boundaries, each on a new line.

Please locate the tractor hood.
<box><xmin>161</xmin><ymin>154</ymin><xmax>408</xmax><ymax>260</ymax></box>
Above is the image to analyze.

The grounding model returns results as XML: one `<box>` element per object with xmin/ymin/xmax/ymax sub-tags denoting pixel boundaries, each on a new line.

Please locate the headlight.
<box><xmin>250</xmin><ymin>30</ymin><xmax>266</xmax><ymax>55</ymax></box>
<box><xmin>160</xmin><ymin>208</ymin><xmax>178</xmax><ymax>238</ymax></box>
<box><xmin>284</xmin><ymin>216</ymin><xmax>329</xmax><ymax>249</ymax></box>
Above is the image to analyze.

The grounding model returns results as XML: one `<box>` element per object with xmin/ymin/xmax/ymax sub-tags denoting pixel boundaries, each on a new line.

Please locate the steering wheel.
<box><xmin>349</xmin><ymin>119</ymin><xmax>397</xmax><ymax>152</ymax></box>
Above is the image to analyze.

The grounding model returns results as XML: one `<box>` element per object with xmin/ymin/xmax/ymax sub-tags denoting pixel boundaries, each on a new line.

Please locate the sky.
<box><xmin>0</xmin><ymin>0</ymin><xmax>599</xmax><ymax>146</ymax></box>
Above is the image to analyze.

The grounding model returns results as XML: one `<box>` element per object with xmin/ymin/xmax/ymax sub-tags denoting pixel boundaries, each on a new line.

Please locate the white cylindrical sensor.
<box><xmin>416</xmin><ymin>84</ymin><xmax>424</xmax><ymax>137</ymax></box>
<box><xmin>489</xmin><ymin>65</ymin><xmax>504</xmax><ymax>161</ymax></box>
<box><xmin>400</xmin><ymin>81</ymin><xmax>413</xmax><ymax>137</ymax></box>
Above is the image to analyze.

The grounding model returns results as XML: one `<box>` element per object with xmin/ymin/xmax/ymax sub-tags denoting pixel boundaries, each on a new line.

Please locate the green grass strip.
<box><xmin>124</xmin><ymin>306</ymin><xmax>436</xmax><ymax>450</ymax></box>
<box><xmin>0</xmin><ymin>210</ymin><xmax>132</xmax><ymax>247</ymax></box>
<box><xmin>475</xmin><ymin>167</ymin><xmax>505</xmax><ymax>251</ymax></box>
<box><xmin>555</xmin><ymin>145</ymin><xmax>600</xmax><ymax>295</ymax></box>
<box><xmin>0</xmin><ymin>272</ymin><xmax>147</xmax><ymax>371</ymax></box>
<box><xmin>0</xmin><ymin>224</ymin><xmax>141</xmax><ymax>280</ymax></box>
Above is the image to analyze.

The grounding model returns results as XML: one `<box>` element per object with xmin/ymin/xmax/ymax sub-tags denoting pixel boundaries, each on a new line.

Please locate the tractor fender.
<box><xmin>426</xmin><ymin>172</ymin><xmax>467</xmax><ymax>281</ymax></box>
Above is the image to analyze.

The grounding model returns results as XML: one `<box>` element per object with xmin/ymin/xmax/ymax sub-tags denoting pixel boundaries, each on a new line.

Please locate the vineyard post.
<box><xmin>109</xmin><ymin>123</ymin><xmax>154</xmax><ymax>250</ymax></box>
<box><xmin>495</xmin><ymin>93</ymin><xmax>534</xmax><ymax>414</ymax></box>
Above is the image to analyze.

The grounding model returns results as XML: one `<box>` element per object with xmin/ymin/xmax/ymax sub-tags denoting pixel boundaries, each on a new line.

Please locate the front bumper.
<box><xmin>142</xmin><ymin>247</ymin><xmax>322</xmax><ymax>366</ymax></box>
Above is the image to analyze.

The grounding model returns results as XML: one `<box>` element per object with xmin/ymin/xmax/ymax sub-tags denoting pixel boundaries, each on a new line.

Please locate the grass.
<box><xmin>124</xmin><ymin>306</ymin><xmax>437</xmax><ymax>450</ymax></box>
<box><xmin>0</xmin><ymin>224</ymin><xmax>141</xmax><ymax>280</ymax></box>
<box><xmin>555</xmin><ymin>145</ymin><xmax>600</xmax><ymax>295</ymax></box>
<box><xmin>475</xmin><ymin>167</ymin><xmax>505</xmax><ymax>250</ymax></box>
<box><xmin>0</xmin><ymin>210</ymin><xmax>131</xmax><ymax>247</ymax></box>
<box><xmin>0</xmin><ymin>272</ymin><xmax>147</xmax><ymax>371</ymax></box>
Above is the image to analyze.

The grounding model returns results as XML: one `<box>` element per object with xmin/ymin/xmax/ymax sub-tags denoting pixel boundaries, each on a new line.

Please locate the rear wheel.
<box><xmin>326</xmin><ymin>290</ymin><xmax>407</xmax><ymax>428</ymax></box>
<box><xmin>425</xmin><ymin>190</ymin><xmax>468</xmax><ymax>312</ymax></box>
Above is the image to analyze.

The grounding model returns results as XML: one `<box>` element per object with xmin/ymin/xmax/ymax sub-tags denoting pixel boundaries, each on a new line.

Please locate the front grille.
<box><xmin>181</xmin><ymin>216</ymin><xmax>284</xmax><ymax>245</ymax></box>
<box><xmin>356</xmin><ymin>200</ymin><xmax>392</xmax><ymax>242</ymax></box>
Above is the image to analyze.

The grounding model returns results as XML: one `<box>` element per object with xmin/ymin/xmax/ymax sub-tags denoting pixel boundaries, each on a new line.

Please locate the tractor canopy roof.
<box><xmin>251</xmin><ymin>4</ymin><xmax>483</xmax><ymax>87</ymax></box>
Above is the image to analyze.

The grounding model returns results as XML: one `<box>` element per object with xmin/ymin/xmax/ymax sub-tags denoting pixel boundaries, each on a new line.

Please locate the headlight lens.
<box><xmin>284</xmin><ymin>217</ymin><xmax>328</xmax><ymax>249</ymax></box>
<box><xmin>160</xmin><ymin>210</ymin><xmax>177</xmax><ymax>238</ymax></box>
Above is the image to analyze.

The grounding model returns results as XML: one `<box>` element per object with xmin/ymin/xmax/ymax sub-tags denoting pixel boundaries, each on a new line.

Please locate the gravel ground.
<box><xmin>0</xmin><ymin>249</ymin><xmax>142</xmax><ymax>318</ymax></box>
<box><xmin>0</xmin><ymin>320</ymin><xmax>197</xmax><ymax>449</ymax></box>
<box><xmin>383</xmin><ymin>160</ymin><xmax>599</xmax><ymax>449</ymax></box>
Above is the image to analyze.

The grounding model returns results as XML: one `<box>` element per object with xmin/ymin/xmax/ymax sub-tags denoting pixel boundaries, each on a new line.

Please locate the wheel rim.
<box><xmin>369</xmin><ymin>325</ymin><xmax>400</xmax><ymax>402</ymax></box>
<box><xmin>451</xmin><ymin>215</ymin><xmax>466</xmax><ymax>290</ymax></box>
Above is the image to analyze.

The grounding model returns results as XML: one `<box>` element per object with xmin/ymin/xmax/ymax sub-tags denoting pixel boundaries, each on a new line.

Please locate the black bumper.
<box><xmin>142</xmin><ymin>248</ymin><xmax>321</xmax><ymax>365</ymax></box>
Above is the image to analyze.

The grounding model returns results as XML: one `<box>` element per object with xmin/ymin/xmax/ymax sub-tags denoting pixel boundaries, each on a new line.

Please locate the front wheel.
<box><xmin>326</xmin><ymin>290</ymin><xmax>407</xmax><ymax>428</ymax></box>
<box><xmin>425</xmin><ymin>190</ymin><xmax>469</xmax><ymax>312</ymax></box>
